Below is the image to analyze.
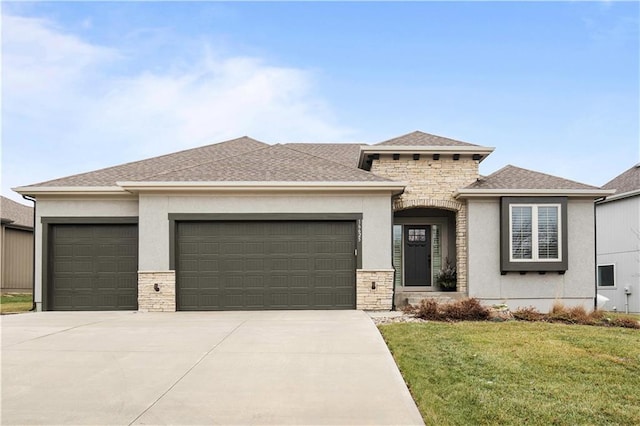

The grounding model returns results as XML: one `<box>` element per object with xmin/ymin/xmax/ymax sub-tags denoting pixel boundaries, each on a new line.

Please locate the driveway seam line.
<box><xmin>1</xmin><ymin>318</ymin><xmax>121</xmax><ymax>348</ymax></box>
<box><xmin>127</xmin><ymin>319</ymin><xmax>248</xmax><ymax>426</ymax></box>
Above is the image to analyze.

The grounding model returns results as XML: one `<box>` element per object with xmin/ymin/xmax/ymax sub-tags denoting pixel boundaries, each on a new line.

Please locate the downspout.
<box><xmin>22</xmin><ymin>195</ymin><xmax>36</xmax><ymax>311</ymax></box>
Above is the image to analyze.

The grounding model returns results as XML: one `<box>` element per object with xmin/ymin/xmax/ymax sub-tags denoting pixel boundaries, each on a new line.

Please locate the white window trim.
<box><xmin>597</xmin><ymin>263</ymin><xmax>616</xmax><ymax>288</ymax></box>
<box><xmin>509</xmin><ymin>203</ymin><xmax>562</xmax><ymax>263</ymax></box>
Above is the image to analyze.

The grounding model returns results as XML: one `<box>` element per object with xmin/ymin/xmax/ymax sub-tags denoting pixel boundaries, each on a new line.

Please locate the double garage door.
<box><xmin>48</xmin><ymin>221</ymin><xmax>356</xmax><ymax>311</ymax></box>
<box><xmin>176</xmin><ymin>221</ymin><xmax>356</xmax><ymax>310</ymax></box>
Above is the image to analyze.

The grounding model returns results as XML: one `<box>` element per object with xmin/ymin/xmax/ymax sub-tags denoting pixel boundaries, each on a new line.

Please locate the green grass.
<box><xmin>379</xmin><ymin>321</ymin><xmax>640</xmax><ymax>425</ymax></box>
<box><xmin>0</xmin><ymin>293</ymin><xmax>33</xmax><ymax>314</ymax></box>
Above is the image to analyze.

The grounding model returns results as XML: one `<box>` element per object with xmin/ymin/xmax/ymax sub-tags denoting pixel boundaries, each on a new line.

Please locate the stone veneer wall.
<box><xmin>356</xmin><ymin>269</ymin><xmax>394</xmax><ymax>310</ymax></box>
<box><xmin>370</xmin><ymin>156</ymin><xmax>480</xmax><ymax>294</ymax></box>
<box><xmin>138</xmin><ymin>271</ymin><xmax>176</xmax><ymax>312</ymax></box>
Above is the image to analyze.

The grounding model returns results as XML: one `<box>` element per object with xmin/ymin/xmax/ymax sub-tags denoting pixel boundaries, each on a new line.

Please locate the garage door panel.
<box><xmin>177</xmin><ymin>221</ymin><xmax>356</xmax><ymax>310</ymax></box>
<box><xmin>49</xmin><ymin>224</ymin><xmax>138</xmax><ymax>311</ymax></box>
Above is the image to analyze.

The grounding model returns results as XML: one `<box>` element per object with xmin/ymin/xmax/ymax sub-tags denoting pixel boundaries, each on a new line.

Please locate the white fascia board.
<box><xmin>12</xmin><ymin>186</ymin><xmax>128</xmax><ymax>196</ymax></box>
<box><xmin>360</xmin><ymin>145</ymin><xmax>495</xmax><ymax>154</ymax></box>
<box><xmin>596</xmin><ymin>189</ymin><xmax>640</xmax><ymax>204</ymax></box>
<box><xmin>117</xmin><ymin>181</ymin><xmax>408</xmax><ymax>194</ymax></box>
<box><xmin>454</xmin><ymin>188</ymin><xmax>615</xmax><ymax>199</ymax></box>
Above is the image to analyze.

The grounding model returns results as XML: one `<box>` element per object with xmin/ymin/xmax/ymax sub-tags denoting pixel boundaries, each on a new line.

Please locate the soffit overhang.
<box><xmin>117</xmin><ymin>181</ymin><xmax>407</xmax><ymax>195</ymax></box>
<box><xmin>358</xmin><ymin>145</ymin><xmax>495</xmax><ymax>169</ymax></box>
<box><xmin>14</xmin><ymin>182</ymin><xmax>407</xmax><ymax>197</ymax></box>
<box><xmin>455</xmin><ymin>188</ymin><xmax>615</xmax><ymax>199</ymax></box>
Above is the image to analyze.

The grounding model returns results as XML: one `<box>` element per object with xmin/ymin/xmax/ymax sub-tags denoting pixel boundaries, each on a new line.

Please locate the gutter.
<box><xmin>454</xmin><ymin>189</ymin><xmax>615</xmax><ymax>199</ymax></box>
<box><xmin>22</xmin><ymin>195</ymin><xmax>37</xmax><ymax>312</ymax></box>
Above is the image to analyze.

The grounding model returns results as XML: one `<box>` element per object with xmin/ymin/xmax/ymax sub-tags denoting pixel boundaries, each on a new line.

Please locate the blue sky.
<box><xmin>2</xmin><ymin>1</ymin><xmax>638</xmax><ymax>203</ymax></box>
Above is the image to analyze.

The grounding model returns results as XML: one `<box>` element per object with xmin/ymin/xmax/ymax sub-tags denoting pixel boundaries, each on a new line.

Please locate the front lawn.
<box><xmin>0</xmin><ymin>293</ymin><xmax>33</xmax><ymax>314</ymax></box>
<box><xmin>379</xmin><ymin>321</ymin><xmax>640</xmax><ymax>425</ymax></box>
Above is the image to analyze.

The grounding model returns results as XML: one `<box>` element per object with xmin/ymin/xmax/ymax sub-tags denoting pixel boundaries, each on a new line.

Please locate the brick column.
<box><xmin>455</xmin><ymin>203</ymin><xmax>468</xmax><ymax>294</ymax></box>
<box><xmin>138</xmin><ymin>271</ymin><xmax>176</xmax><ymax>312</ymax></box>
<box><xmin>356</xmin><ymin>269</ymin><xmax>394</xmax><ymax>310</ymax></box>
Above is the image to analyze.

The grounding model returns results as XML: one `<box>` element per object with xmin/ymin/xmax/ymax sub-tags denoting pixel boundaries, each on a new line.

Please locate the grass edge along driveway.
<box><xmin>0</xmin><ymin>293</ymin><xmax>32</xmax><ymax>314</ymax></box>
<box><xmin>379</xmin><ymin>321</ymin><xmax>640</xmax><ymax>426</ymax></box>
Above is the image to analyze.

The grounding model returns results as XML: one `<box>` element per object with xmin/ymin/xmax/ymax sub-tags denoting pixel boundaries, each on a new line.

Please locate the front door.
<box><xmin>404</xmin><ymin>225</ymin><xmax>431</xmax><ymax>286</ymax></box>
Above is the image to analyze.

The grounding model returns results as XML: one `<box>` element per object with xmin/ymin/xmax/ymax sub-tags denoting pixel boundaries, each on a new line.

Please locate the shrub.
<box><xmin>441</xmin><ymin>298</ymin><xmax>491</xmax><ymax>321</ymax></box>
<box><xmin>611</xmin><ymin>317</ymin><xmax>640</xmax><ymax>329</ymax></box>
<box><xmin>408</xmin><ymin>298</ymin><xmax>490</xmax><ymax>322</ymax></box>
<box><xmin>412</xmin><ymin>299</ymin><xmax>440</xmax><ymax>320</ymax></box>
<box><xmin>548</xmin><ymin>302</ymin><xmax>596</xmax><ymax>325</ymax></box>
<box><xmin>512</xmin><ymin>306</ymin><xmax>546</xmax><ymax>322</ymax></box>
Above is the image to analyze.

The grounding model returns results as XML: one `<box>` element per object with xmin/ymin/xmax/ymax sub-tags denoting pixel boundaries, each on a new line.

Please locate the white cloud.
<box><xmin>2</xmin><ymin>13</ymin><xmax>351</xmax><ymax>202</ymax></box>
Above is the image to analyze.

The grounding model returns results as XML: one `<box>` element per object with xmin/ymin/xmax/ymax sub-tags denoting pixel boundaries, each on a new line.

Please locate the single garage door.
<box><xmin>48</xmin><ymin>224</ymin><xmax>138</xmax><ymax>310</ymax></box>
<box><xmin>176</xmin><ymin>221</ymin><xmax>356</xmax><ymax>310</ymax></box>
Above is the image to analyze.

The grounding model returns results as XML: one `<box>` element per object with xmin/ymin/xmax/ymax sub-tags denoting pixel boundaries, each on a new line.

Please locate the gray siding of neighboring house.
<box><xmin>596</xmin><ymin>196</ymin><xmax>640</xmax><ymax>313</ymax></box>
<box><xmin>467</xmin><ymin>198</ymin><xmax>596</xmax><ymax>312</ymax></box>
<box><xmin>1</xmin><ymin>226</ymin><xmax>34</xmax><ymax>291</ymax></box>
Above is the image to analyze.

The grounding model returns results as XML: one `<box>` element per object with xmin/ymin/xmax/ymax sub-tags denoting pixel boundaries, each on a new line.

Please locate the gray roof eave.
<box><xmin>596</xmin><ymin>188</ymin><xmax>640</xmax><ymax>204</ymax></box>
<box><xmin>454</xmin><ymin>188</ymin><xmax>615</xmax><ymax>199</ymax></box>
<box><xmin>117</xmin><ymin>181</ymin><xmax>407</xmax><ymax>195</ymax></box>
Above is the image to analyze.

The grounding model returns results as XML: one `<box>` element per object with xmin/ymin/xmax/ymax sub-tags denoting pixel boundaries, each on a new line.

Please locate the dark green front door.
<box><xmin>49</xmin><ymin>224</ymin><xmax>138</xmax><ymax>310</ymax></box>
<box><xmin>176</xmin><ymin>221</ymin><xmax>356</xmax><ymax>310</ymax></box>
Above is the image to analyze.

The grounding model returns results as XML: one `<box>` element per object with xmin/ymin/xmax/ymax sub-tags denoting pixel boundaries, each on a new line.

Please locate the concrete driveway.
<box><xmin>1</xmin><ymin>310</ymin><xmax>423</xmax><ymax>425</ymax></box>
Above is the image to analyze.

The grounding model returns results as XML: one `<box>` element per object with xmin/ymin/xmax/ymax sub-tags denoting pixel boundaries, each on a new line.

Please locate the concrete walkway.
<box><xmin>1</xmin><ymin>311</ymin><xmax>423</xmax><ymax>425</ymax></box>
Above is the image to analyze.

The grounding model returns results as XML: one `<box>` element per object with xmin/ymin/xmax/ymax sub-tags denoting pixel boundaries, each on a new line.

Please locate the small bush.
<box><xmin>441</xmin><ymin>298</ymin><xmax>491</xmax><ymax>321</ymax></box>
<box><xmin>610</xmin><ymin>317</ymin><xmax>640</xmax><ymax>329</ymax></box>
<box><xmin>549</xmin><ymin>304</ymin><xmax>595</xmax><ymax>324</ymax></box>
<box><xmin>407</xmin><ymin>298</ymin><xmax>490</xmax><ymax>322</ymax></box>
<box><xmin>512</xmin><ymin>306</ymin><xmax>546</xmax><ymax>322</ymax></box>
<box><xmin>412</xmin><ymin>299</ymin><xmax>440</xmax><ymax>320</ymax></box>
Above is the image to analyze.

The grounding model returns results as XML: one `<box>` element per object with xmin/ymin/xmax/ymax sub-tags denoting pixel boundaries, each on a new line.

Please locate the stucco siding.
<box><xmin>33</xmin><ymin>198</ymin><xmax>139</xmax><ymax>308</ymax></box>
<box><xmin>468</xmin><ymin>198</ymin><xmax>596</xmax><ymax>311</ymax></box>
<box><xmin>138</xmin><ymin>193</ymin><xmax>392</xmax><ymax>271</ymax></box>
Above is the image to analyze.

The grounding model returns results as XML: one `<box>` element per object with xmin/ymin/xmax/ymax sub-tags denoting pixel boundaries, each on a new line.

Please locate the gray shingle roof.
<box><xmin>284</xmin><ymin>143</ymin><xmax>363</xmax><ymax>168</ymax></box>
<box><xmin>465</xmin><ymin>165</ymin><xmax>598</xmax><ymax>190</ymax></box>
<box><xmin>142</xmin><ymin>144</ymin><xmax>392</xmax><ymax>182</ymax></box>
<box><xmin>375</xmin><ymin>130</ymin><xmax>478</xmax><ymax>147</ymax></box>
<box><xmin>27</xmin><ymin>137</ymin><xmax>268</xmax><ymax>187</ymax></box>
<box><xmin>1</xmin><ymin>197</ymin><xmax>34</xmax><ymax>228</ymax></box>
<box><xmin>602</xmin><ymin>164</ymin><xmax>640</xmax><ymax>194</ymax></box>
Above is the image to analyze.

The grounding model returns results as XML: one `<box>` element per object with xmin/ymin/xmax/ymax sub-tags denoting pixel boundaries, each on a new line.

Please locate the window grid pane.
<box><xmin>537</xmin><ymin>206</ymin><xmax>558</xmax><ymax>259</ymax></box>
<box><xmin>511</xmin><ymin>206</ymin><xmax>532</xmax><ymax>259</ymax></box>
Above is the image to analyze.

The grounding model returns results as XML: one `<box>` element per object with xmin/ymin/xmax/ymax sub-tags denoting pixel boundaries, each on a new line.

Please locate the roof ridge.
<box><xmin>139</xmin><ymin>143</ymin><xmax>274</xmax><ymax>181</ymax></box>
<box><xmin>279</xmin><ymin>144</ymin><xmax>392</xmax><ymax>181</ymax></box>
<box><xmin>375</xmin><ymin>130</ymin><xmax>478</xmax><ymax>147</ymax></box>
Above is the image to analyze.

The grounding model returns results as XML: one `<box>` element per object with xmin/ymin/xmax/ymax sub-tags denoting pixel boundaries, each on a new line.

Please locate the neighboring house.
<box><xmin>1</xmin><ymin>196</ymin><xmax>34</xmax><ymax>293</ymax></box>
<box><xmin>596</xmin><ymin>164</ymin><xmax>640</xmax><ymax>314</ymax></box>
<box><xmin>14</xmin><ymin>131</ymin><xmax>611</xmax><ymax>312</ymax></box>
